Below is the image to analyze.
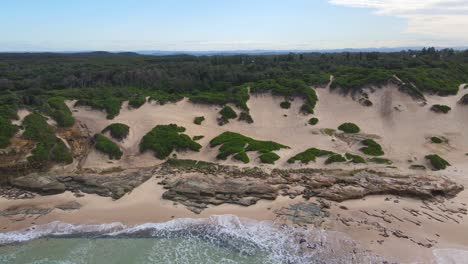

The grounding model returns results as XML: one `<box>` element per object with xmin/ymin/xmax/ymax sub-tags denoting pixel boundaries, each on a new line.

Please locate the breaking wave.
<box><xmin>0</xmin><ymin>215</ymin><xmax>386</xmax><ymax>264</ymax></box>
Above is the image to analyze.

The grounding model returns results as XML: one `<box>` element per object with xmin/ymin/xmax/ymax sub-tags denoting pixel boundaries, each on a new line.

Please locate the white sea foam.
<box><xmin>433</xmin><ymin>248</ymin><xmax>468</xmax><ymax>264</ymax></box>
<box><xmin>0</xmin><ymin>215</ymin><xmax>386</xmax><ymax>264</ymax></box>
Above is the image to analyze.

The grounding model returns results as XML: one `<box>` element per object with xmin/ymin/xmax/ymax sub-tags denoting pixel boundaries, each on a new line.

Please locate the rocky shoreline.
<box><xmin>1</xmin><ymin>160</ymin><xmax>463</xmax><ymax>215</ymax></box>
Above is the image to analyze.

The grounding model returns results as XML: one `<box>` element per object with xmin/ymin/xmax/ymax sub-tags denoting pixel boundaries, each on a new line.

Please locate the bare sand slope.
<box><xmin>65</xmin><ymin>84</ymin><xmax>468</xmax><ymax>173</ymax></box>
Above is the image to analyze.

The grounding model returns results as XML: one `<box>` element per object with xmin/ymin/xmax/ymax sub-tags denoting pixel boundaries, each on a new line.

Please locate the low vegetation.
<box><xmin>430</xmin><ymin>136</ymin><xmax>444</xmax><ymax>144</ymax></box>
<box><xmin>430</xmin><ymin>104</ymin><xmax>451</xmax><ymax>114</ymax></box>
<box><xmin>368</xmin><ymin>157</ymin><xmax>393</xmax><ymax>165</ymax></box>
<box><xmin>238</xmin><ymin>111</ymin><xmax>254</xmax><ymax>124</ymax></box>
<box><xmin>259</xmin><ymin>152</ymin><xmax>280</xmax><ymax>164</ymax></box>
<box><xmin>233</xmin><ymin>152</ymin><xmax>250</xmax><ymax>163</ymax></box>
<box><xmin>140</xmin><ymin>124</ymin><xmax>202</xmax><ymax>159</ymax></box>
<box><xmin>325</xmin><ymin>154</ymin><xmax>347</xmax><ymax>164</ymax></box>
<box><xmin>94</xmin><ymin>134</ymin><xmax>123</xmax><ymax>160</ymax></box>
<box><xmin>193</xmin><ymin>116</ymin><xmax>205</xmax><ymax>125</ymax></box>
<box><xmin>338</xmin><ymin>123</ymin><xmax>360</xmax><ymax>134</ymax></box>
<box><xmin>209</xmin><ymin>131</ymin><xmax>288</xmax><ymax>164</ymax></box>
<box><xmin>46</xmin><ymin>97</ymin><xmax>75</xmax><ymax>127</ymax></box>
<box><xmin>288</xmin><ymin>148</ymin><xmax>335</xmax><ymax>164</ymax></box>
<box><xmin>0</xmin><ymin>117</ymin><xmax>19</xmax><ymax>148</ymax></box>
<box><xmin>218</xmin><ymin>106</ymin><xmax>237</xmax><ymax>125</ymax></box>
<box><xmin>193</xmin><ymin>135</ymin><xmax>204</xmax><ymax>141</ymax></box>
<box><xmin>345</xmin><ymin>153</ymin><xmax>367</xmax><ymax>164</ymax></box>
<box><xmin>22</xmin><ymin>113</ymin><xmax>72</xmax><ymax>164</ymax></box>
<box><xmin>280</xmin><ymin>101</ymin><xmax>291</xmax><ymax>109</ymax></box>
<box><xmin>128</xmin><ymin>95</ymin><xmax>146</xmax><ymax>109</ymax></box>
<box><xmin>308</xmin><ymin>117</ymin><xmax>319</xmax><ymax>125</ymax></box>
<box><xmin>425</xmin><ymin>154</ymin><xmax>450</xmax><ymax>170</ymax></box>
<box><xmin>102</xmin><ymin>123</ymin><xmax>130</xmax><ymax>141</ymax></box>
<box><xmin>360</xmin><ymin>139</ymin><xmax>384</xmax><ymax>156</ymax></box>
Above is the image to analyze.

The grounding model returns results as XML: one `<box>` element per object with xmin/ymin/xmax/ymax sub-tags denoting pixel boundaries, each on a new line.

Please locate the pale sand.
<box><xmin>2</xmin><ymin>85</ymin><xmax>468</xmax><ymax>262</ymax></box>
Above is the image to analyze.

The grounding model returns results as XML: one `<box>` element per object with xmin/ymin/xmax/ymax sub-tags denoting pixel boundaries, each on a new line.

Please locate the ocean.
<box><xmin>0</xmin><ymin>215</ymin><xmax>384</xmax><ymax>264</ymax></box>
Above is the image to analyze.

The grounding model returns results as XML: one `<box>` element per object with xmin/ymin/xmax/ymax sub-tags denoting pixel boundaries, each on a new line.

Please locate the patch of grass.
<box><xmin>259</xmin><ymin>152</ymin><xmax>280</xmax><ymax>164</ymax></box>
<box><xmin>193</xmin><ymin>135</ymin><xmax>204</xmax><ymax>141</ymax></box>
<box><xmin>238</xmin><ymin>111</ymin><xmax>254</xmax><ymax>124</ymax></box>
<box><xmin>308</xmin><ymin>117</ymin><xmax>319</xmax><ymax>125</ymax></box>
<box><xmin>210</xmin><ymin>131</ymin><xmax>288</xmax><ymax>164</ymax></box>
<box><xmin>128</xmin><ymin>95</ymin><xmax>146</xmax><ymax>109</ymax></box>
<box><xmin>218</xmin><ymin>106</ymin><xmax>237</xmax><ymax>125</ymax></box>
<box><xmin>233</xmin><ymin>152</ymin><xmax>250</xmax><ymax>163</ymax></box>
<box><xmin>280</xmin><ymin>101</ymin><xmax>291</xmax><ymax>109</ymax></box>
<box><xmin>345</xmin><ymin>153</ymin><xmax>367</xmax><ymax>164</ymax></box>
<box><xmin>322</xmin><ymin>128</ymin><xmax>336</xmax><ymax>136</ymax></box>
<box><xmin>193</xmin><ymin>116</ymin><xmax>205</xmax><ymax>125</ymax></box>
<box><xmin>94</xmin><ymin>134</ymin><xmax>123</xmax><ymax>160</ymax></box>
<box><xmin>46</xmin><ymin>97</ymin><xmax>74</xmax><ymax>127</ymax></box>
<box><xmin>140</xmin><ymin>124</ymin><xmax>202</xmax><ymax>159</ymax></box>
<box><xmin>430</xmin><ymin>104</ymin><xmax>451</xmax><ymax>114</ymax></box>
<box><xmin>288</xmin><ymin>148</ymin><xmax>335</xmax><ymax>164</ymax></box>
<box><xmin>425</xmin><ymin>154</ymin><xmax>450</xmax><ymax>170</ymax></box>
<box><xmin>368</xmin><ymin>157</ymin><xmax>393</xmax><ymax>165</ymax></box>
<box><xmin>102</xmin><ymin>123</ymin><xmax>130</xmax><ymax>141</ymax></box>
<box><xmin>360</xmin><ymin>139</ymin><xmax>384</xmax><ymax>156</ymax></box>
<box><xmin>75</xmin><ymin>96</ymin><xmax>123</xmax><ymax>120</ymax></box>
<box><xmin>300</xmin><ymin>88</ymin><xmax>318</xmax><ymax>115</ymax></box>
<box><xmin>338</xmin><ymin>123</ymin><xmax>360</xmax><ymax>134</ymax></box>
<box><xmin>0</xmin><ymin>117</ymin><xmax>19</xmax><ymax>149</ymax></box>
<box><xmin>325</xmin><ymin>154</ymin><xmax>347</xmax><ymax>164</ymax></box>
<box><xmin>430</xmin><ymin>136</ymin><xmax>444</xmax><ymax>144</ymax></box>
<box><xmin>22</xmin><ymin>113</ymin><xmax>72</xmax><ymax>164</ymax></box>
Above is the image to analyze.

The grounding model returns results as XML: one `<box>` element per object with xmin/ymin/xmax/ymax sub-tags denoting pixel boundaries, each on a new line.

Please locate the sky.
<box><xmin>1</xmin><ymin>0</ymin><xmax>467</xmax><ymax>51</ymax></box>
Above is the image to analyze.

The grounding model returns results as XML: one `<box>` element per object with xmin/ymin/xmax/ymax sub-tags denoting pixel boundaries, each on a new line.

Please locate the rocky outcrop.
<box><xmin>8</xmin><ymin>169</ymin><xmax>153</xmax><ymax>199</ymax></box>
<box><xmin>161</xmin><ymin>174</ymin><xmax>277</xmax><ymax>213</ymax></box>
<box><xmin>156</xmin><ymin>161</ymin><xmax>463</xmax><ymax>213</ymax></box>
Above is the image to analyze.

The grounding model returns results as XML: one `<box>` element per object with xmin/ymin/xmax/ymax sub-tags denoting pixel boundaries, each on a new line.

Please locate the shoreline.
<box><xmin>0</xmin><ymin>168</ymin><xmax>467</xmax><ymax>263</ymax></box>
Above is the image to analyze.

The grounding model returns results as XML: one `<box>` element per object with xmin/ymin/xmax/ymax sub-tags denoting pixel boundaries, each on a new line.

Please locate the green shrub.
<box><xmin>325</xmin><ymin>154</ymin><xmax>347</xmax><ymax>164</ymax></box>
<box><xmin>193</xmin><ymin>135</ymin><xmax>204</xmax><ymax>141</ymax></box>
<box><xmin>368</xmin><ymin>157</ymin><xmax>393</xmax><ymax>164</ymax></box>
<box><xmin>194</xmin><ymin>116</ymin><xmax>205</xmax><ymax>125</ymax></box>
<box><xmin>280</xmin><ymin>101</ymin><xmax>291</xmax><ymax>109</ymax></box>
<box><xmin>102</xmin><ymin>123</ymin><xmax>130</xmax><ymax>141</ymax></box>
<box><xmin>75</xmin><ymin>96</ymin><xmax>123</xmax><ymax>119</ymax></box>
<box><xmin>210</xmin><ymin>131</ymin><xmax>288</xmax><ymax>164</ymax></box>
<box><xmin>430</xmin><ymin>104</ymin><xmax>451</xmax><ymax>114</ymax></box>
<box><xmin>47</xmin><ymin>97</ymin><xmax>74</xmax><ymax>127</ymax></box>
<box><xmin>140</xmin><ymin>124</ymin><xmax>202</xmax><ymax>159</ymax></box>
<box><xmin>425</xmin><ymin>154</ymin><xmax>450</xmax><ymax>170</ymax></box>
<box><xmin>259</xmin><ymin>152</ymin><xmax>280</xmax><ymax>164</ymax></box>
<box><xmin>233</xmin><ymin>152</ymin><xmax>250</xmax><ymax>163</ymax></box>
<box><xmin>300</xmin><ymin>88</ymin><xmax>318</xmax><ymax>114</ymax></box>
<box><xmin>23</xmin><ymin>113</ymin><xmax>72</xmax><ymax>164</ymax></box>
<box><xmin>288</xmin><ymin>148</ymin><xmax>335</xmax><ymax>164</ymax></box>
<box><xmin>345</xmin><ymin>153</ymin><xmax>367</xmax><ymax>164</ymax></box>
<box><xmin>0</xmin><ymin>117</ymin><xmax>19</xmax><ymax>149</ymax></box>
<box><xmin>128</xmin><ymin>95</ymin><xmax>146</xmax><ymax>109</ymax></box>
<box><xmin>218</xmin><ymin>106</ymin><xmax>237</xmax><ymax>125</ymax></box>
<box><xmin>94</xmin><ymin>134</ymin><xmax>123</xmax><ymax>160</ymax></box>
<box><xmin>360</xmin><ymin>139</ymin><xmax>384</xmax><ymax>156</ymax></box>
<box><xmin>338</xmin><ymin>123</ymin><xmax>360</xmax><ymax>134</ymax></box>
<box><xmin>430</xmin><ymin>136</ymin><xmax>443</xmax><ymax>144</ymax></box>
<box><xmin>238</xmin><ymin>111</ymin><xmax>254</xmax><ymax>124</ymax></box>
<box><xmin>308</xmin><ymin>117</ymin><xmax>319</xmax><ymax>125</ymax></box>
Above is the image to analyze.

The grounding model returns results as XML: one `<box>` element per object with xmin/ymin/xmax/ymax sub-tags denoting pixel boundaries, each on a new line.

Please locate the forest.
<box><xmin>0</xmin><ymin>48</ymin><xmax>467</xmax><ymax>150</ymax></box>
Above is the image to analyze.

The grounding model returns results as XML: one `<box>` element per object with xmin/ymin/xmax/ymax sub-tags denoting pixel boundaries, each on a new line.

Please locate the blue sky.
<box><xmin>1</xmin><ymin>0</ymin><xmax>467</xmax><ymax>51</ymax></box>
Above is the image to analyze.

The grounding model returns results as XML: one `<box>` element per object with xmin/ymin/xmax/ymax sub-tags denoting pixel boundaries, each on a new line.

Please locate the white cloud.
<box><xmin>328</xmin><ymin>0</ymin><xmax>468</xmax><ymax>42</ymax></box>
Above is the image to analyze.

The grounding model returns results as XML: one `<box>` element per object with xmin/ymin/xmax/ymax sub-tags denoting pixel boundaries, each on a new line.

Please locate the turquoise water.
<box><xmin>0</xmin><ymin>215</ymin><xmax>383</xmax><ymax>264</ymax></box>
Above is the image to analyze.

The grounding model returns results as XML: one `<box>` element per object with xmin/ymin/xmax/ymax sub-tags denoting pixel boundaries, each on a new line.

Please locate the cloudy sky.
<box><xmin>1</xmin><ymin>0</ymin><xmax>467</xmax><ymax>51</ymax></box>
